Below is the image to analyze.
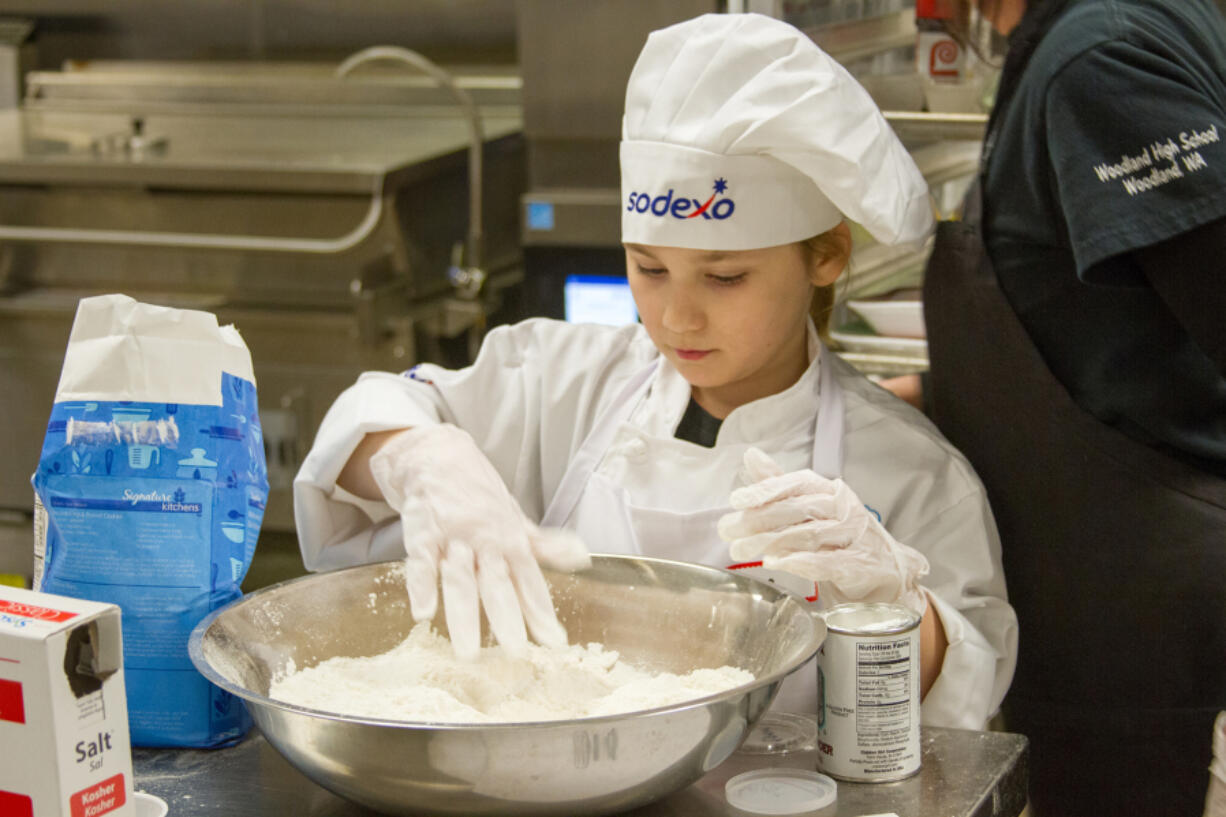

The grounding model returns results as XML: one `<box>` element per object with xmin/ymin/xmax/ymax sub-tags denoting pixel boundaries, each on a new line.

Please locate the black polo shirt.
<box><xmin>983</xmin><ymin>0</ymin><xmax>1226</xmax><ymax>473</ymax></box>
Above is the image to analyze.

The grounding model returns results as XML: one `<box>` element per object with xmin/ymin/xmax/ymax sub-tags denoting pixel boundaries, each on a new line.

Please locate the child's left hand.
<box><xmin>718</xmin><ymin>448</ymin><xmax>930</xmax><ymax>614</ymax></box>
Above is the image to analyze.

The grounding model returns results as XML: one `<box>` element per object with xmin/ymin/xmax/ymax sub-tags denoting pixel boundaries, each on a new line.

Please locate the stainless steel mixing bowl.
<box><xmin>188</xmin><ymin>554</ymin><xmax>826</xmax><ymax>816</ymax></box>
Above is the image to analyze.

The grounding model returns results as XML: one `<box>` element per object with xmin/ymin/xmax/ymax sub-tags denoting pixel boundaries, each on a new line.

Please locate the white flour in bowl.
<box><xmin>268</xmin><ymin>622</ymin><xmax>753</xmax><ymax>723</ymax></box>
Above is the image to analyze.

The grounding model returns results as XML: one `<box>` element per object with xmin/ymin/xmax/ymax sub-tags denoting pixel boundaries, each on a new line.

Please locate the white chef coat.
<box><xmin>293</xmin><ymin>317</ymin><xmax>1018</xmax><ymax>729</ymax></box>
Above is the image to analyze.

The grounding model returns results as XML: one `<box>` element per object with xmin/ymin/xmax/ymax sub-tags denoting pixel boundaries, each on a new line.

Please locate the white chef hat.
<box><xmin>621</xmin><ymin>13</ymin><xmax>934</xmax><ymax>251</ymax></box>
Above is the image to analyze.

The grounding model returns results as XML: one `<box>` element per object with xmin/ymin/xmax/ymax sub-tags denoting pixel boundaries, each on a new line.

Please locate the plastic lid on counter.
<box><xmin>725</xmin><ymin>768</ymin><xmax>837</xmax><ymax>815</ymax></box>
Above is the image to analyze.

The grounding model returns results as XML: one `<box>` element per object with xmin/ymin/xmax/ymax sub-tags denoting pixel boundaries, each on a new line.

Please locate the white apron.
<box><xmin>541</xmin><ymin>345</ymin><xmax>845</xmax><ymax>714</ymax></box>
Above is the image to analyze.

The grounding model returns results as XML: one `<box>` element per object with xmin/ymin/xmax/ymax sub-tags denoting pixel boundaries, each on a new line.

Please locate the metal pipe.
<box><xmin>882</xmin><ymin>110</ymin><xmax>989</xmax><ymax>142</ymax></box>
<box><xmin>336</xmin><ymin>45</ymin><xmax>484</xmax><ymax>273</ymax></box>
<box><xmin>0</xmin><ymin>181</ymin><xmax>385</xmax><ymax>253</ymax></box>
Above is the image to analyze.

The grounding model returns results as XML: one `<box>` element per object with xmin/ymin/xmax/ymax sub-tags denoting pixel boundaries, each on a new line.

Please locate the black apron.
<box><xmin>924</xmin><ymin>183</ymin><xmax>1226</xmax><ymax>816</ymax></box>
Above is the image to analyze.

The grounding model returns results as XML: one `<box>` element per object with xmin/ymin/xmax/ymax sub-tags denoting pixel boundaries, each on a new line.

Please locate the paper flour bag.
<box><xmin>31</xmin><ymin>294</ymin><xmax>268</xmax><ymax>747</ymax></box>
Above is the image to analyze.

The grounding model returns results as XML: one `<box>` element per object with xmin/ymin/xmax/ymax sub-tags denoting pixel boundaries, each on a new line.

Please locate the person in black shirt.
<box><xmin>915</xmin><ymin>0</ymin><xmax>1226</xmax><ymax>813</ymax></box>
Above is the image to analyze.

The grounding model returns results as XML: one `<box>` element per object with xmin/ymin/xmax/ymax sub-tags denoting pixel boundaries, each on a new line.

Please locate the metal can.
<box><xmin>815</xmin><ymin>602</ymin><xmax>922</xmax><ymax>782</ymax></box>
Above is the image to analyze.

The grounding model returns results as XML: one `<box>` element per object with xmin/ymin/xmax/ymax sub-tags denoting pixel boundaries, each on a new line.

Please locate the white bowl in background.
<box><xmin>847</xmin><ymin>299</ymin><xmax>926</xmax><ymax>339</ymax></box>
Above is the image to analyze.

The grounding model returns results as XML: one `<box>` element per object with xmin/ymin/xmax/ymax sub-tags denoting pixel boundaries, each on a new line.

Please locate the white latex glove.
<box><xmin>369</xmin><ymin>424</ymin><xmax>590</xmax><ymax>660</ymax></box>
<box><xmin>717</xmin><ymin>448</ymin><xmax>929</xmax><ymax>615</ymax></box>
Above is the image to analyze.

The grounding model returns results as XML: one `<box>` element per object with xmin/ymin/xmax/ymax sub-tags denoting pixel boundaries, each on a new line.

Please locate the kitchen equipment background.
<box><xmin>0</xmin><ymin>3</ymin><xmax>528</xmax><ymax>544</ymax></box>
<box><xmin>189</xmin><ymin>554</ymin><xmax>827</xmax><ymax>816</ymax></box>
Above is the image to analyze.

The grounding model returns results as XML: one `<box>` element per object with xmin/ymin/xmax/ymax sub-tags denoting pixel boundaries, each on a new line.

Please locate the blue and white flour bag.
<box><xmin>31</xmin><ymin>293</ymin><xmax>268</xmax><ymax>747</ymax></box>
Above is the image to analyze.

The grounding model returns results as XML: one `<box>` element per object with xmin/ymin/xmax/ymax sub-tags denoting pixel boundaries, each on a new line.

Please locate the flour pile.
<box><xmin>269</xmin><ymin>622</ymin><xmax>754</xmax><ymax>723</ymax></box>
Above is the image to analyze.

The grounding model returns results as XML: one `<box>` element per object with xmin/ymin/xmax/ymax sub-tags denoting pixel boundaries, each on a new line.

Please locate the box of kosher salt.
<box><xmin>0</xmin><ymin>585</ymin><xmax>133</xmax><ymax>817</ymax></box>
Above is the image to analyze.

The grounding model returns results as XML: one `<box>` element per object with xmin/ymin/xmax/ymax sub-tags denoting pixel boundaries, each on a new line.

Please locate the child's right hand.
<box><xmin>718</xmin><ymin>448</ymin><xmax>930</xmax><ymax>615</ymax></box>
<box><xmin>369</xmin><ymin>424</ymin><xmax>590</xmax><ymax>661</ymax></box>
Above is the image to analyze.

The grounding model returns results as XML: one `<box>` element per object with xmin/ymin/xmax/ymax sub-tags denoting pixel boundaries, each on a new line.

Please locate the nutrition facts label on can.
<box><xmin>854</xmin><ymin>638</ymin><xmax>912</xmax><ymax>744</ymax></box>
<box><xmin>817</xmin><ymin>603</ymin><xmax>922</xmax><ymax>781</ymax></box>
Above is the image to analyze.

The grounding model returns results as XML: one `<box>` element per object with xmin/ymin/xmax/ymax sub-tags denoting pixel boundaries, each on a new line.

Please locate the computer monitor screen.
<box><xmin>563</xmin><ymin>275</ymin><xmax>638</xmax><ymax>326</ymax></box>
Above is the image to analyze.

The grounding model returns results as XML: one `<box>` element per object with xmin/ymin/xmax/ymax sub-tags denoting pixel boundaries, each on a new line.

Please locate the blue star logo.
<box><xmin>713</xmin><ymin>178</ymin><xmax>728</xmax><ymax>195</ymax></box>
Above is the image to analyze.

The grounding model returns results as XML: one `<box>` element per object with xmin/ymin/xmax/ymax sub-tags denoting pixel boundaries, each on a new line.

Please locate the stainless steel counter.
<box><xmin>133</xmin><ymin>725</ymin><xmax>1027</xmax><ymax>817</ymax></box>
<box><xmin>0</xmin><ymin>107</ymin><xmax>522</xmax><ymax>193</ymax></box>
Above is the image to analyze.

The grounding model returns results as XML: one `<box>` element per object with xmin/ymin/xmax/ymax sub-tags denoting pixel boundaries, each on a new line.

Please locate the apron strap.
<box><xmin>810</xmin><ymin>342</ymin><xmax>845</xmax><ymax>478</ymax></box>
<box><xmin>540</xmin><ymin>361</ymin><xmax>657</xmax><ymax>528</ymax></box>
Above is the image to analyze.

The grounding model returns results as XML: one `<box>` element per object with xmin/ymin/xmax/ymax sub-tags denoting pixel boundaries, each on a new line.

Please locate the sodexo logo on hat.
<box><xmin>620</xmin><ymin>141</ymin><xmax>844</xmax><ymax>251</ymax></box>
<box><xmin>619</xmin><ymin>13</ymin><xmax>935</xmax><ymax>252</ymax></box>
<box><xmin>626</xmin><ymin>178</ymin><xmax>735</xmax><ymax>222</ymax></box>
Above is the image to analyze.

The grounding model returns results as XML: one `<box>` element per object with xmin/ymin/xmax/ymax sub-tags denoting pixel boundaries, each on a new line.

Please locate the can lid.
<box><xmin>725</xmin><ymin>768</ymin><xmax>837</xmax><ymax>815</ymax></box>
<box><xmin>823</xmin><ymin>602</ymin><xmax>920</xmax><ymax>635</ymax></box>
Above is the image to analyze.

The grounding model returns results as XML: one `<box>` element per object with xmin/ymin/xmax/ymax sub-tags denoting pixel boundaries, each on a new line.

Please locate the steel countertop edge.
<box><xmin>132</xmin><ymin>724</ymin><xmax>1027</xmax><ymax>817</ymax></box>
